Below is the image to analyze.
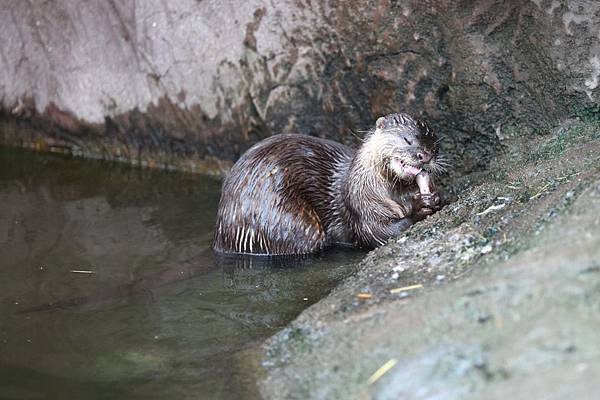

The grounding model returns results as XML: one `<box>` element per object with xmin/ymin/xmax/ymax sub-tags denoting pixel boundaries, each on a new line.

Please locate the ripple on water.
<box><xmin>0</xmin><ymin>148</ymin><xmax>362</xmax><ymax>400</ymax></box>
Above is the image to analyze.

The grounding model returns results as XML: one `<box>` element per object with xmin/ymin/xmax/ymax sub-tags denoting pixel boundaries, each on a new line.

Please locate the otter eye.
<box><xmin>404</xmin><ymin>137</ymin><xmax>412</xmax><ymax>146</ymax></box>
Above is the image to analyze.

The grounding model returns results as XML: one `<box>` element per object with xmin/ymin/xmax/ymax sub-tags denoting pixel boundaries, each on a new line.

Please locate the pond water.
<box><xmin>0</xmin><ymin>148</ymin><xmax>363</xmax><ymax>399</ymax></box>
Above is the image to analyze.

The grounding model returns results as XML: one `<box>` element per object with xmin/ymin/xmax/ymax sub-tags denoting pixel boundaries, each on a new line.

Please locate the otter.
<box><xmin>213</xmin><ymin>113</ymin><xmax>446</xmax><ymax>255</ymax></box>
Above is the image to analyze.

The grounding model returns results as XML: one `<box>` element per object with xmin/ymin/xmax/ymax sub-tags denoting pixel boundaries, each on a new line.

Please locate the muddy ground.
<box><xmin>259</xmin><ymin>117</ymin><xmax>600</xmax><ymax>399</ymax></box>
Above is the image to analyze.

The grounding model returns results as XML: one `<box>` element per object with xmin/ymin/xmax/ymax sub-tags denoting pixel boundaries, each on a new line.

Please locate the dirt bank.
<box><xmin>260</xmin><ymin>117</ymin><xmax>600</xmax><ymax>399</ymax></box>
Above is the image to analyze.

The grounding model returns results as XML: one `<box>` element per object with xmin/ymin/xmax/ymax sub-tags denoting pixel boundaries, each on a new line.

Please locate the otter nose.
<box><xmin>417</xmin><ymin>150</ymin><xmax>432</xmax><ymax>163</ymax></box>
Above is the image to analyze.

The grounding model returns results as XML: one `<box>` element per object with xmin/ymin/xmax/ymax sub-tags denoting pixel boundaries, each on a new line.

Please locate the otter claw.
<box><xmin>416</xmin><ymin>207</ymin><xmax>434</xmax><ymax>218</ymax></box>
<box><xmin>412</xmin><ymin>192</ymin><xmax>441</xmax><ymax>219</ymax></box>
<box><xmin>414</xmin><ymin>193</ymin><xmax>440</xmax><ymax>207</ymax></box>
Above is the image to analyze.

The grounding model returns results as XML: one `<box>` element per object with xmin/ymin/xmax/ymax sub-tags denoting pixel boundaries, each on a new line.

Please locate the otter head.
<box><xmin>366</xmin><ymin>113</ymin><xmax>441</xmax><ymax>181</ymax></box>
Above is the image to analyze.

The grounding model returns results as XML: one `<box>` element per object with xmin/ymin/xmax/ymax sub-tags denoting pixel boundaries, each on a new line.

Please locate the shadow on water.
<box><xmin>0</xmin><ymin>148</ymin><xmax>363</xmax><ymax>400</ymax></box>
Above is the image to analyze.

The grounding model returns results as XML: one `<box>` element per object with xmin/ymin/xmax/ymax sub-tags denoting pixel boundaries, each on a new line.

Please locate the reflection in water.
<box><xmin>0</xmin><ymin>148</ymin><xmax>362</xmax><ymax>399</ymax></box>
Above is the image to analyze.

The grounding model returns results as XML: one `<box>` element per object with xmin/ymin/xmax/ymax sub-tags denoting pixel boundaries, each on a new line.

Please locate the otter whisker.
<box><xmin>435</xmin><ymin>155</ymin><xmax>453</xmax><ymax>163</ymax></box>
<box><xmin>433</xmin><ymin>161</ymin><xmax>453</xmax><ymax>168</ymax></box>
<box><xmin>426</xmin><ymin>161</ymin><xmax>449</xmax><ymax>176</ymax></box>
<box><xmin>348</xmin><ymin>129</ymin><xmax>366</xmax><ymax>143</ymax></box>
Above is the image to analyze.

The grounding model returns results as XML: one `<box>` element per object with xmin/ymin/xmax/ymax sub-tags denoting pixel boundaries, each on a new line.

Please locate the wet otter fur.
<box><xmin>214</xmin><ymin>113</ymin><xmax>447</xmax><ymax>255</ymax></box>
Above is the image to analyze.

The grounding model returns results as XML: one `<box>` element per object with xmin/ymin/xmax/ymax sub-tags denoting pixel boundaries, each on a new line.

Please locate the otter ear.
<box><xmin>375</xmin><ymin>117</ymin><xmax>386</xmax><ymax>130</ymax></box>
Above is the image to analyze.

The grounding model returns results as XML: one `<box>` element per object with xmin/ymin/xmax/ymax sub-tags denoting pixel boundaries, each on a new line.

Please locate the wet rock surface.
<box><xmin>2</xmin><ymin>1</ymin><xmax>600</xmax><ymax>174</ymax></box>
<box><xmin>260</xmin><ymin>119</ymin><xmax>600</xmax><ymax>399</ymax></box>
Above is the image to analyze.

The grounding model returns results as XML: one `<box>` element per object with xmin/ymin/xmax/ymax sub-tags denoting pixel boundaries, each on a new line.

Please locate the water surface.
<box><xmin>0</xmin><ymin>148</ymin><xmax>362</xmax><ymax>399</ymax></box>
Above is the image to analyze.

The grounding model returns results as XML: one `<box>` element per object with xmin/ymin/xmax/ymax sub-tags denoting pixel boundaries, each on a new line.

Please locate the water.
<box><xmin>0</xmin><ymin>148</ymin><xmax>363</xmax><ymax>399</ymax></box>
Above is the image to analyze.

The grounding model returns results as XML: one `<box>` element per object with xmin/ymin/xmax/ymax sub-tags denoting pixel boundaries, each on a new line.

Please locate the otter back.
<box><xmin>213</xmin><ymin>134</ymin><xmax>353</xmax><ymax>255</ymax></box>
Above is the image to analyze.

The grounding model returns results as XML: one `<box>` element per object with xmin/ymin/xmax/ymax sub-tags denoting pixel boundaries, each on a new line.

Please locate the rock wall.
<box><xmin>0</xmin><ymin>0</ymin><xmax>598</xmax><ymax>174</ymax></box>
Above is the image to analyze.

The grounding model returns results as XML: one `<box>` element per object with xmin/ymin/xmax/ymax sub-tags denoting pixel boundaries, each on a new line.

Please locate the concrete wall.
<box><xmin>1</xmin><ymin>0</ymin><xmax>598</xmax><ymax>174</ymax></box>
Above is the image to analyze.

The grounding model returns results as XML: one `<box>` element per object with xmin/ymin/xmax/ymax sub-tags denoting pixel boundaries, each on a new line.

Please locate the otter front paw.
<box><xmin>412</xmin><ymin>192</ymin><xmax>441</xmax><ymax>219</ymax></box>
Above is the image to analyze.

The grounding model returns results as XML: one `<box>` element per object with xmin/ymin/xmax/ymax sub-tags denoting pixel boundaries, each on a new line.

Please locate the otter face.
<box><xmin>371</xmin><ymin>113</ymin><xmax>441</xmax><ymax>181</ymax></box>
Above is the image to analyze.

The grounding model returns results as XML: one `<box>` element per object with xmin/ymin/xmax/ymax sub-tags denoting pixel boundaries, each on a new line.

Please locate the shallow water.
<box><xmin>0</xmin><ymin>148</ymin><xmax>363</xmax><ymax>399</ymax></box>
